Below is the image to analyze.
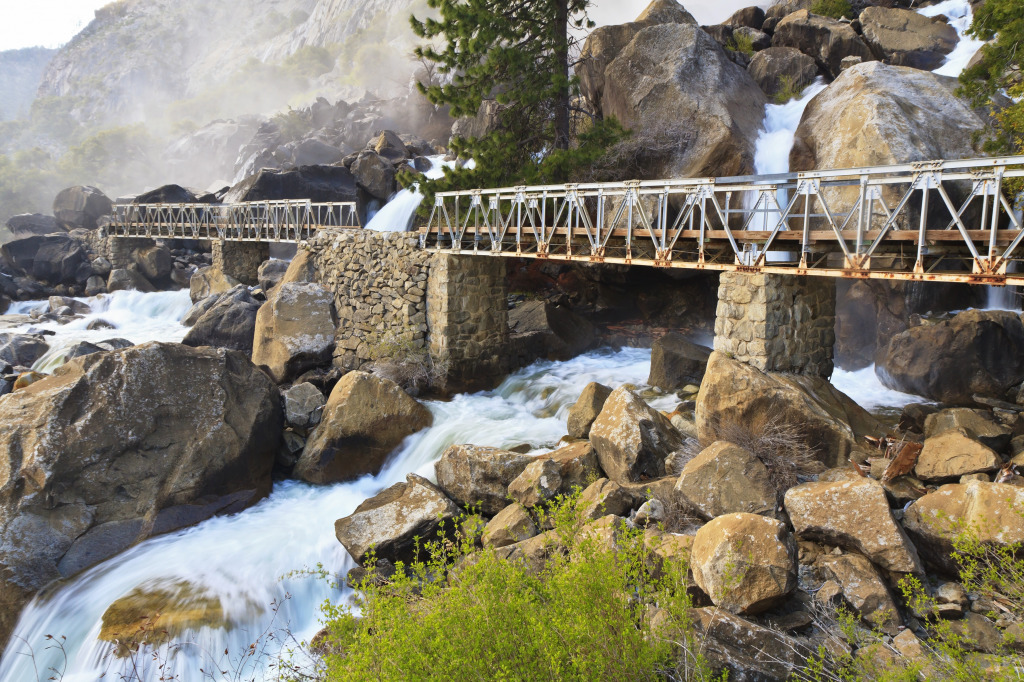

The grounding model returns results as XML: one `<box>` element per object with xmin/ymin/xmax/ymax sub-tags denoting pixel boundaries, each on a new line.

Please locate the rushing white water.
<box><xmin>918</xmin><ymin>0</ymin><xmax>986</xmax><ymax>78</ymax></box>
<box><xmin>831</xmin><ymin>365</ymin><xmax>923</xmax><ymax>416</ymax></box>
<box><xmin>0</xmin><ymin>347</ymin><xmax>678</xmax><ymax>681</ymax></box>
<box><xmin>365</xmin><ymin>155</ymin><xmax>457</xmax><ymax>233</ymax></box>
<box><xmin>4</xmin><ymin>290</ymin><xmax>192</xmax><ymax>373</ymax></box>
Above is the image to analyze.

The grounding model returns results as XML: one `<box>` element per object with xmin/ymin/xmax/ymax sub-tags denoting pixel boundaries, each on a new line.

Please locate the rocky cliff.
<box><xmin>0</xmin><ymin>48</ymin><xmax>56</xmax><ymax>121</ymax></box>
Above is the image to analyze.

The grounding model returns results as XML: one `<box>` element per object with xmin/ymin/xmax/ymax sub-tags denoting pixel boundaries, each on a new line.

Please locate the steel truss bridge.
<box><xmin>106</xmin><ymin>200</ymin><xmax>361</xmax><ymax>242</ymax></box>
<box><xmin>419</xmin><ymin>156</ymin><xmax>1024</xmax><ymax>286</ymax></box>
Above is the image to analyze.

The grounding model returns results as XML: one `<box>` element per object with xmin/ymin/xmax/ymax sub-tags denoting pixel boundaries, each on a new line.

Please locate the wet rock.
<box><xmin>282</xmin><ymin>382</ymin><xmax>326</xmax><ymax>430</ymax></box>
<box><xmin>817</xmin><ymin>554</ymin><xmax>901</xmax><ymax>634</ymax></box>
<box><xmin>590</xmin><ymin>386</ymin><xmax>683</xmax><ymax>483</ymax></box>
<box><xmin>64</xmin><ymin>341</ymin><xmax>105</xmax><ymax>362</ymax></box>
<box><xmin>134</xmin><ymin>245</ymin><xmax>172</xmax><ymax>283</ymax></box>
<box><xmin>507</xmin><ymin>458</ymin><xmax>562</xmax><ymax>508</ymax></box>
<box><xmin>107</xmin><ymin>268</ymin><xmax>155</xmax><ymax>293</ymax></box>
<box><xmin>903</xmin><ymin>481</ymin><xmax>1024</xmax><ymax>572</ymax></box>
<box><xmin>482</xmin><ymin>503</ymin><xmax>538</xmax><ymax>549</ymax></box>
<box><xmin>189</xmin><ymin>266</ymin><xmax>240</xmax><ymax>303</ymax></box>
<box><xmin>691</xmin><ymin>512</ymin><xmax>797</xmax><ymax>615</ymax></box>
<box><xmin>690</xmin><ymin>607</ymin><xmax>809</xmax><ymax>682</ymax></box>
<box><xmin>435</xmin><ymin>445</ymin><xmax>533</xmax><ymax>516</ymax></box>
<box><xmin>296</xmin><ymin>372</ymin><xmax>432</xmax><ymax>484</ymax></box>
<box><xmin>785</xmin><ymin>478</ymin><xmax>922</xmax><ymax>574</ymax></box>
<box><xmin>351</xmin><ymin>151</ymin><xmax>396</xmax><ymax>201</ymax></box>
<box><xmin>647</xmin><ymin>333</ymin><xmax>711</xmax><ymax>391</ymax></box>
<box><xmin>257</xmin><ymin>259</ymin><xmax>290</xmax><ymax>293</ymax></box>
<box><xmin>334</xmin><ymin>474</ymin><xmax>461</xmax><ymax>564</ymax></box>
<box><xmin>52</xmin><ymin>186</ymin><xmax>113</xmax><ymax>231</ymax></box>
<box><xmin>0</xmin><ymin>333</ymin><xmax>48</xmax><ymax>367</ymax></box>
<box><xmin>599</xmin><ymin>21</ymin><xmax>766</xmax><ymax>179</ymax></box>
<box><xmin>748</xmin><ymin>47</ymin><xmax>821</xmax><ymax>100</ymax></box>
<box><xmin>251</xmin><ymin>282</ymin><xmax>336</xmax><ymax>384</ymax></box>
<box><xmin>100</xmin><ymin>580</ymin><xmax>227</xmax><ymax>653</ymax></box>
<box><xmin>84</xmin><ymin>276</ymin><xmax>107</xmax><ymax>296</ymax></box>
<box><xmin>508</xmin><ymin>301</ymin><xmax>596</xmax><ymax>361</ymax></box>
<box><xmin>878</xmin><ymin>310</ymin><xmax>1024</xmax><ymax>405</ymax></box>
<box><xmin>697</xmin><ymin>352</ymin><xmax>881</xmax><ymax>468</ymax></box>
<box><xmin>675</xmin><ymin>441</ymin><xmax>777</xmax><ymax>520</ymax></box>
<box><xmin>772</xmin><ymin>10</ymin><xmax>873</xmax><ymax>78</ymax></box>
<box><xmin>859</xmin><ymin>7</ymin><xmax>958</xmax><ymax>71</ymax></box>
<box><xmin>0</xmin><ymin>343</ymin><xmax>281</xmax><ymax>646</ymax></box>
<box><xmin>1</xmin><ymin>234</ymin><xmax>88</xmax><ymax>286</ymax></box>
<box><xmin>96</xmin><ymin>338</ymin><xmax>133</xmax><ymax>352</ymax></box>
<box><xmin>915</xmin><ymin>430</ymin><xmax>1002</xmax><ymax>482</ymax></box>
<box><xmin>181</xmin><ymin>285</ymin><xmax>261</xmax><ymax>353</ymax></box>
<box><xmin>47</xmin><ymin>296</ymin><xmax>89</xmax><ymax>315</ymax></box>
<box><xmin>578</xmin><ymin>478</ymin><xmax>637</xmax><ymax>520</ymax></box>
<box><xmin>566</xmin><ymin>381</ymin><xmax>612</xmax><ymax>439</ymax></box>
<box><xmin>2</xmin><ymin>214</ymin><xmax>63</xmax><ymax>241</ymax></box>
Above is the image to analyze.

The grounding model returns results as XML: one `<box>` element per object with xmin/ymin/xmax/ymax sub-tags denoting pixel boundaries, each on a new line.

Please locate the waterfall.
<box><xmin>917</xmin><ymin>0</ymin><xmax>987</xmax><ymax>78</ymax></box>
<box><xmin>365</xmin><ymin>155</ymin><xmax>457</xmax><ymax>233</ymax></box>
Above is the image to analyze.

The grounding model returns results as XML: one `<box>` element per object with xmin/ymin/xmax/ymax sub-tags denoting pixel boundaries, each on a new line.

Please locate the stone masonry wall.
<box><xmin>85</xmin><ymin>233</ymin><xmax>155</xmax><ymax>270</ymax></box>
<box><xmin>212</xmin><ymin>241</ymin><xmax>269</xmax><ymax>286</ymax></box>
<box><xmin>427</xmin><ymin>254</ymin><xmax>511</xmax><ymax>392</ymax></box>
<box><xmin>304</xmin><ymin>229</ymin><xmax>431</xmax><ymax>372</ymax></box>
<box><xmin>714</xmin><ymin>272</ymin><xmax>836</xmax><ymax>377</ymax></box>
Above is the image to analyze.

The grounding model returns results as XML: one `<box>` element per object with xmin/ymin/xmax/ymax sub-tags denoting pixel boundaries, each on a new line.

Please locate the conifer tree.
<box><xmin>409</xmin><ymin>0</ymin><xmax>623</xmax><ymax>193</ymax></box>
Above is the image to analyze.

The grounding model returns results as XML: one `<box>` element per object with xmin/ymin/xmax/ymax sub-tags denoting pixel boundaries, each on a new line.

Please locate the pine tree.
<box><xmin>409</xmin><ymin>0</ymin><xmax>623</xmax><ymax>193</ymax></box>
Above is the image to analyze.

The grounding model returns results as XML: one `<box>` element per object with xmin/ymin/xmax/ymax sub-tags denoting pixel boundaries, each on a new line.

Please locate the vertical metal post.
<box><xmin>916</xmin><ymin>181</ymin><xmax>930</xmax><ymax>273</ymax></box>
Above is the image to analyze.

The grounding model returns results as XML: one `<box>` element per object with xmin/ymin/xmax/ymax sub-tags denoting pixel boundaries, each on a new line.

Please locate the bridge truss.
<box><xmin>419</xmin><ymin>156</ymin><xmax>1024</xmax><ymax>286</ymax></box>
<box><xmin>107</xmin><ymin>200</ymin><xmax>360</xmax><ymax>242</ymax></box>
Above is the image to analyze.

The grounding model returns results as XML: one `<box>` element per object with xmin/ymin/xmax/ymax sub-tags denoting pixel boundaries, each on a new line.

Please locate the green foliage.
<box><xmin>810</xmin><ymin>0</ymin><xmax>854</xmax><ymax>20</ymax></box>
<box><xmin>728</xmin><ymin>32</ymin><xmax>756</xmax><ymax>57</ymax></box>
<box><xmin>959</xmin><ymin>0</ymin><xmax>1024</xmax><ymax>201</ymax></box>
<box><xmin>411</xmin><ymin>0</ymin><xmax>623</xmax><ymax>194</ymax></box>
<box><xmin>774</xmin><ymin>75</ymin><xmax>806</xmax><ymax>105</ymax></box>
<box><xmin>318</xmin><ymin>492</ymin><xmax>716</xmax><ymax>681</ymax></box>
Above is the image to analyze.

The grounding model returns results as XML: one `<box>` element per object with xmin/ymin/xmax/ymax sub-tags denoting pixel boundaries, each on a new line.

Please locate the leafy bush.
<box><xmin>728</xmin><ymin>32</ymin><xmax>756</xmax><ymax>57</ymax></box>
<box><xmin>774</xmin><ymin>75</ymin><xmax>806</xmax><ymax>104</ymax></box>
<box><xmin>810</xmin><ymin>0</ymin><xmax>855</xmax><ymax>19</ymax></box>
<box><xmin>318</xmin><ymin>492</ymin><xmax>716</xmax><ymax>681</ymax></box>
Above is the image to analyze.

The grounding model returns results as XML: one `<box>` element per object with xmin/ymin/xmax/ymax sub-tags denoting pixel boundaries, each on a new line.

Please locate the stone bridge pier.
<box><xmin>713</xmin><ymin>272</ymin><xmax>836</xmax><ymax>378</ymax></box>
<box><xmin>212</xmin><ymin>241</ymin><xmax>269</xmax><ymax>287</ymax></box>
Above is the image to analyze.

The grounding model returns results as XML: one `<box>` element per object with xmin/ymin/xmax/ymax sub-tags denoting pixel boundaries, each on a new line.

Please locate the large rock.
<box><xmin>1</xmin><ymin>234</ymin><xmax>88</xmax><ymax>285</ymax></box>
<box><xmin>134</xmin><ymin>245</ymin><xmax>172</xmax><ymax>283</ymax></box>
<box><xmin>107</xmin><ymin>268</ymin><xmax>156</xmax><ymax>293</ymax></box>
<box><xmin>482</xmin><ymin>503</ymin><xmax>539</xmax><ymax>549</ymax></box>
<box><xmin>508</xmin><ymin>301</ymin><xmax>596</xmax><ymax>361</ymax></box>
<box><xmin>251</xmin><ymin>282</ymin><xmax>336</xmax><ymax>384</ymax></box>
<box><xmin>924</xmin><ymin>409</ymin><xmax>1012</xmax><ymax>451</ymax></box>
<box><xmin>675</xmin><ymin>441</ymin><xmax>777</xmax><ymax>520</ymax></box>
<box><xmin>575</xmin><ymin>0</ymin><xmax>697</xmax><ymax>118</ymax></box>
<box><xmin>691</xmin><ymin>513</ymin><xmax>797</xmax><ymax>615</ymax></box>
<box><xmin>697</xmin><ymin>352</ymin><xmax>881</xmax><ymax>468</ymax></box>
<box><xmin>690</xmin><ymin>608</ymin><xmax>808</xmax><ymax>682</ymax></box>
<box><xmin>2</xmin><ymin>214</ymin><xmax>64</xmax><ymax>242</ymax></box>
<box><xmin>600</xmin><ymin>22</ymin><xmax>766</xmax><ymax>179</ymax></box>
<box><xmin>282</xmin><ymin>382</ymin><xmax>326</xmax><ymax>430</ymax></box>
<box><xmin>133</xmin><ymin>184</ymin><xmax>199</xmax><ymax>205</ymax></box>
<box><xmin>334</xmin><ymin>474</ymin><xmax>461</xmax><ymax>564</ymax></box>
<box><xmin>434</xmin><ymin>445</ymin><xmax>534</xmax><ymax>516</ymax></box>
<box><xmin>903</xmin><ymin>481</ymin><xmax>1024</xmax><ymax>572</ymax></box>
<box><xmin>224</xmin><ymin>165</ymin><xmax>359</xmax><ymax>205</ymax></box>
<box><xmin>189</xmin><ymin>266</ymin><xmax>240</xmax><ymax>303</ymax></box>
<box><xmin>915</xmin><ymin>430</ymin><xmax>1002</xmax><ymax>482</ymax></box>
<box><xmin>507</xmin><ymin>458</ymin><xmax>562</xmax><ymax>508</ymax></box>
<box><xmin>52</xmin><ymin>186</ymin><xmax>113</xmax><ymax>231</ymax></box>
<box><xmin>589</xmin><ymin>386</ymin><xmax>684</xmax><ymax>483</ymax></box>
<box><xmin>257</xmin><ymin>259</ymin><xmax>290</xmax><ymax>293</ymax></box>
<box><xmin>181</xmin><ymin>285</ymin><xmax>261</xmax><ymax>353</ymax></box>
<box><xmin>647</xmin><ymin>333</ymin><xmax>711</xmax><ymax>391</ymax></box>
<box><xmin>817</xmin><ymin>553</ymin><xmax>901</xmax><ymax>634</ymax></box>
<box><xmin>859</xmin><ymin>7</ymin><xmax>957</xmax><ymax>71</ymax></box>
<box><xmin>567</xmin><ymin>382</ymin><xmax>612</xmax><ymax>439</ymax></box>
<box><xmin>0</xmin><ymin>343</ymin><xmax>281</xmax><ymax>646</ymax></box>
<box><xmin>790</xmin><ymin>62</ymin><xmax>989</xmax><ymax>184</ymax></box>
<box><xmin>771</xmin><ymin>10</ymin><xmax>873</xmax><ymax>78</ymax></box>
<box><xmin>747</xmin><ymin>47</ymin><xmax>820</xmax><ymax>100</ymax></box>
<box><xmin>0</xmin><ymin>333</ymin><xmax>49</xmax><ymax>367</ymax></box>
<box><xmin>296</xmin><ymin>372</ymin><xmax>432</xmax><ymax>484</ymax></box>
<box><xmin>350</xmin><ymin>151</ymin><xmax>396</xmax><ymax>201</ymax></box>
<box><xmin>877</xmin><ymin>310</ymin><xmax>1024</xmax><ymax>405</ymax></box>
<box><xmin>785</xmin><ymin>479</ymin><xmax>922</xmax><ymax>574</ymax></box>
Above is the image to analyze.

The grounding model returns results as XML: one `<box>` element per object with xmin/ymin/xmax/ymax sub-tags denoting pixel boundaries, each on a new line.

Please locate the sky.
<box><xmin>0</xmin><ymin>0</ymin><xmax>769</xmax><ymax>51</ymax></box>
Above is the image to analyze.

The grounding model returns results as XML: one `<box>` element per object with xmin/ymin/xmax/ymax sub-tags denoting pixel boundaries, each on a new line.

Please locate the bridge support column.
<box><xmin>427</xmin><ymin>255</ymin><xmax>511</xmax><ymax>392</ymax></box>
<box><xmin>212</xmin><ymin>241</ymin><xmax>269</xmax><ymax>287</ymax></box>
<box><xmin>714</xmin><ymin>272</ymin><xmax>835</xmax><ymax>377</ymax></box>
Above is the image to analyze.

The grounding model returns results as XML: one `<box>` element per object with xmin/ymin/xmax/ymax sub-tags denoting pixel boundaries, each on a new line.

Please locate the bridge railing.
<box><xmin>108</xmin><ymin>200</ymin><xmax>360</xmax><ymax>242</ymax></box>
<box><xmin>421</xmin><ymin>155</ymin><xmax>1024</xmax><ymax>284</ymax></box>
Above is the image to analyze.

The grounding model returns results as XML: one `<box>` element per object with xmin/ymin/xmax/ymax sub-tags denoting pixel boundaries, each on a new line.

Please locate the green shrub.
<box><xmin>728</xmin><ymin>32</ymin><xmax>756</xmax><ymax>57</ymax></box>
<box><xmin>810</xmin><ymin>0</ymin><xmax>855</xmax><ymax>19</ymax></box>
<box><xmin>774</xmin><ymin>75</ymin><xmax>806</xmax><ymax>104</ymax></box>
<box><xmin>318</xmin><ymin>493</ymin><xmax>716</xmax><ymax>681</ymax></box>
